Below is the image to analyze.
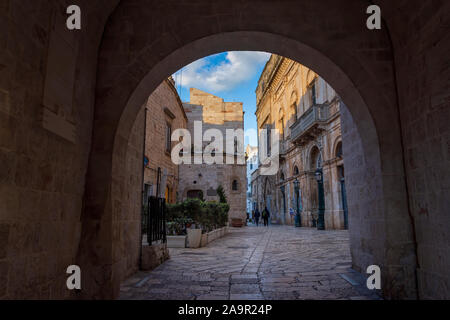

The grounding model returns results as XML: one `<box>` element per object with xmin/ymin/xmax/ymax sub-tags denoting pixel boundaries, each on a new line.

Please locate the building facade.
<box><xmin>254</xmin><ymin>55</ymin><xmax>348</xmax><ymax>229</ymax></box>
<box><xmin>142</xmin><ymin>78</ymin><xmax>188</xmax><ymax>203</ymax></box>
<box><xmin>245</xmin><ymin>145</ymin><xmax>258</xmax><ymax>217</ymax></box>
<box><xmin>178</xmin><ymin>88</ymin><xmax>247</xmax><ymax>225</ymax></box>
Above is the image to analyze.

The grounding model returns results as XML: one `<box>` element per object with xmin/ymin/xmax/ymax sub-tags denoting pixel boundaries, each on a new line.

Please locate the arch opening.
<box><xmin>78</xmin><ymin>6</ymin><xmax>415</xmax><ymax>300</ymax></box>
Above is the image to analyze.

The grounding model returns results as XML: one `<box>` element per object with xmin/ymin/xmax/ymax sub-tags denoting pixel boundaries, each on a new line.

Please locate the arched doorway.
<box><xmin>77</xmin><ymin>1</ymin><xmax>417</xmax><ymax>299</ymax></box>
<box><xmin>186</xmin><ymin>190</ymin><xmax>203</xmax><ymax>200</ymax></box>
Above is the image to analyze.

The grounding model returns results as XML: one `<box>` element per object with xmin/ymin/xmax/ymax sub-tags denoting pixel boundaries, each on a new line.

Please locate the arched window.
<box><xmin>290</xmin><ymin>91</ymin><xmax>298</xmax><ymax>121</ymax></box>
<box><xmin>335</xmin><ymin>141</ymin><xmax>343</xmax><ymax>158</ymax></box>
<box><xmin>280</xmin><ymin>172</ymin><xmax>285</xmax><ymax>181</ymax></box>
<box><xmin>306</xmin><ymin>71</ymin><xmax>317</xmax><ymax>107</ymax></box>
<box><xmin>291</xmin><ymin>103</ymin><xmax>297</xmax><ymax>120</ymax></box>
<box><xmin>310</xmin><ymin>81</ymin><xmax>317</xmax><ymax>106</ymax></box>
<box><xmin>232</xmin><ymin>180</ymin><xmax>238</xmax><ymax>191</ymax></box>
<box><xmin>165</xmin><ymin>122</ymin><xmax>172</xmax><ymax>153</ymax></box>
<box><xmin>294</xmin><ymin>166</ymin><xmax>299</xmax><ymax>175</ymax></box>
<box><xmin>279</xmin><ymin>116</ymin><xmax>284</xmax><ymax>140</ymax></box>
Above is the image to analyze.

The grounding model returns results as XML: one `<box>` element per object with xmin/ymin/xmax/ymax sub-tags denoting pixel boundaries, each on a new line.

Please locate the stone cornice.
<box><xmin>165</xmin><ymin>78</ymin><xmax>188</xmax><ymax>122</ymax></box>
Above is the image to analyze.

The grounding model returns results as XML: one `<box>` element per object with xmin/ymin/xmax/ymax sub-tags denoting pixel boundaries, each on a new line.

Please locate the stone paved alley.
<box><xmin>119</xmin><ymin>226</ymin><xmax>381</xmax><ymax>300</ymax></box>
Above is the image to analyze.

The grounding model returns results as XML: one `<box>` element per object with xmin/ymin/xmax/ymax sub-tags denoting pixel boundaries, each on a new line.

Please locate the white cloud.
<box><xmin>174</xmin><ymin>51</ymin><xmax>270</xmax><ymax>93</ymax></box>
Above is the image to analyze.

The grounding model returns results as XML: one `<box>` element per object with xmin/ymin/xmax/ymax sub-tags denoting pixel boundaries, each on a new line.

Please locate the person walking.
<box><xmin>262</xmin><ymin>206</ymin><xmax>270</xmax><ymax>227</ymax></box>
<box><xmin>254</xmin><ymin>208</ymin><xmax>261</xmax><ymax>226</ymax></box>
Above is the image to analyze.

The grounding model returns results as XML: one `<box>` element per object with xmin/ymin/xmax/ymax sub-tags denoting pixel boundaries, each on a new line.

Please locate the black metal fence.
<box><xmin>145</xmin><ymin>196</ymin><xmax>167</xmax><ymax>245</ymax></box>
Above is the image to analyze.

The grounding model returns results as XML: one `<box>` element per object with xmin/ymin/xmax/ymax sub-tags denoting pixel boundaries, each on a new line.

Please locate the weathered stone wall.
<box><xmin>143</xmin><ymin>80</ymin><xmax>187</xmax><ymax>202</ymax></box>
<box><xmin>340</xmin><ymin>103</ymin><xmax>386</xmax><ymax>294</ymax></box>
<box><xmin>116</xmin><ymin>79</ymin><xmax>186</xmax><ymax>284</ymax></box>
<box><xmin>179</xmin><ymin>89</ymin><xmax>247</xmax><ymax>224</ymax></box>
<box><xmin>383</xmin><ymin>0</ymin><xmax>450</xmax><ymax>299</ymax></box>
<box><xmin>0</xmin><ymin>0</ymin><xmax>113</xmax><ymax>299</ymax></box>
<box><xmin>341</xmin><ymin>102</ymin><xmax>418</xmax><ymax>299</ymax></box>
<box><xmin>83</xmin><ymin>0</ymin><xmax>422</xmax><ymax>299</ymax></box>
<box><xmin>141</xmin><ymin>244</ymin><xmax>170</xmax><ymax>271</ymax></box>
<box><xmin>117</xmin><ymin>106</ymin><xmax>145</xmax><ymax>283</ymax></box>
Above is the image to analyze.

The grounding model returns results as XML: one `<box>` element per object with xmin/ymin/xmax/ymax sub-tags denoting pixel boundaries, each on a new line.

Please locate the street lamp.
<box><xmin>315</xmin><ymin>168</ymin><xmax>325</xmax><ymax>230</ymax></box>
<box><xmin>293</xmin><ymin>178</ymin><xmax>301</xmax><ymax>227</ymax></box>
<box><xmin>314</xmin><ymin>169</ymin><xmax>322</xmax><ymax>182</ymax></box>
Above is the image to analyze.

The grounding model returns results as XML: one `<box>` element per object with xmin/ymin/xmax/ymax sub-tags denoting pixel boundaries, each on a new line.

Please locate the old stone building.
<box><xmin>103</xmin><ymin>77</ymin><xmax>187</xmax><ymax>289</ymax></box>
<box><xmin>254</xmin><ymin>55</ymin><xmax>347</xmax><ymax>229</ymax></box>
<box><xmin>142</xmin><ymin>78</ymin><xmax>187</xmax><ymax>203</ymax></box>
<box><xmin>0</xmin><ymin>1</ymin><xmax>448</xmax><ymax>300</ymax></box>
<box><xmin>178</xmin><ymin>88</ymin><xmax>247</xmax><ymax>225</ymax></box>
<box><xmin>245</xmin><ymin>145</ymin><xmax>258</xmax><ymax>216</ymax></box>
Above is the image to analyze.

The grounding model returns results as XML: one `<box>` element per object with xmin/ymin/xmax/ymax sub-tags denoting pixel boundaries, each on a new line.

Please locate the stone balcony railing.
<box><xmin>289</xmin><ymin>104</ymin><xmax>330</xmax><ymax>145</ymax></box>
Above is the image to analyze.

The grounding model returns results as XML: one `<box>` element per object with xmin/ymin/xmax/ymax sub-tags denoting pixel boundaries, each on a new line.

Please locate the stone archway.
<box><xmin>77</xmin><ymin>0</ymin><xmax>418</xmax><ymax>299</ymax></box>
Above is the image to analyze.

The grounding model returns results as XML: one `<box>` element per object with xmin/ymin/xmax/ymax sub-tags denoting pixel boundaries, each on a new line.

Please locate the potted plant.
<box><xmin>184</xmin><ymin>198</ymin><xmax>203</xmax><ymax>248</ymax></box>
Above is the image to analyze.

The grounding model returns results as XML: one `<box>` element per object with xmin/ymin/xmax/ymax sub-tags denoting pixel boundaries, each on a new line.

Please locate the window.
<box><xmin>279</xmin><ymin>117</ymin><xmax>284</xmax><ymax>141</ymax></box>
<box><xmin>294</xmin><ymin>166</ymin><xmax>299</xmax><ymax>175</ymax></box>
<box><xmin>232</xmin><ymin>180</ymin><xmax>238</xmax><ymax>191</ymax></box>
<box><xmin>165</xmin><ymin>122</ymin><xmax>172</xmax><ymax>153</ymax></box>
<box><xmin>250</xmin><ymin>164</ymin><xmax>253</xmax><ymax>170</ymax></box>
<box><xmin>187</xmin><ymin>190</ymin><xmax>203</xmax><ymax>199</ymax></box>
<box><xmin>292</xmin><ymin>104</ymin><xmax>297</xmax><ymax>120</ymax></box>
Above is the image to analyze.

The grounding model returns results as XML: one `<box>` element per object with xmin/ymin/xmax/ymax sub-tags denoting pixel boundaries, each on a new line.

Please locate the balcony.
<box><xmin>290</xmin><ymin>104</ymin><xmax>330</xmax><ymax>145</ymax></box>
<box><xmin>279</xmin><ymin>139</ymin><xmax>292</xmax><ymax>159</ymax></box>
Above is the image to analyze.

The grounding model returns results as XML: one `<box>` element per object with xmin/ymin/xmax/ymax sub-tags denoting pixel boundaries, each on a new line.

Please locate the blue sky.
<box><xmin>172</xmin><ymin>51</ymin><xmax>271</xmax><ymax>147</ymax></box>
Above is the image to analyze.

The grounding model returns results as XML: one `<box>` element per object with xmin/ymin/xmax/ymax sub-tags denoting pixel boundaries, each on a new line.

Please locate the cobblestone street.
<box><xmin>119</xmin><ymin>225</ymin><xmax>381</xmax><ymax>300</ymax></box>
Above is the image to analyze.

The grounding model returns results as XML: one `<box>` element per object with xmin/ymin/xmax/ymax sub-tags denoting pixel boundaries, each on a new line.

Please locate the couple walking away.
<box><xmin>253</xmin><ymin>207</ymin><xmax>270</xmax><ymax>227</ymax></box>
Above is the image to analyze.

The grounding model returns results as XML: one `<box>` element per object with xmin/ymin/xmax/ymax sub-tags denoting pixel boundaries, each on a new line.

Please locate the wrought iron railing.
<box><xmin>145</xmin><ymin>196</ymin><xmax>167</xmax><ymax>245</ymax></box>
